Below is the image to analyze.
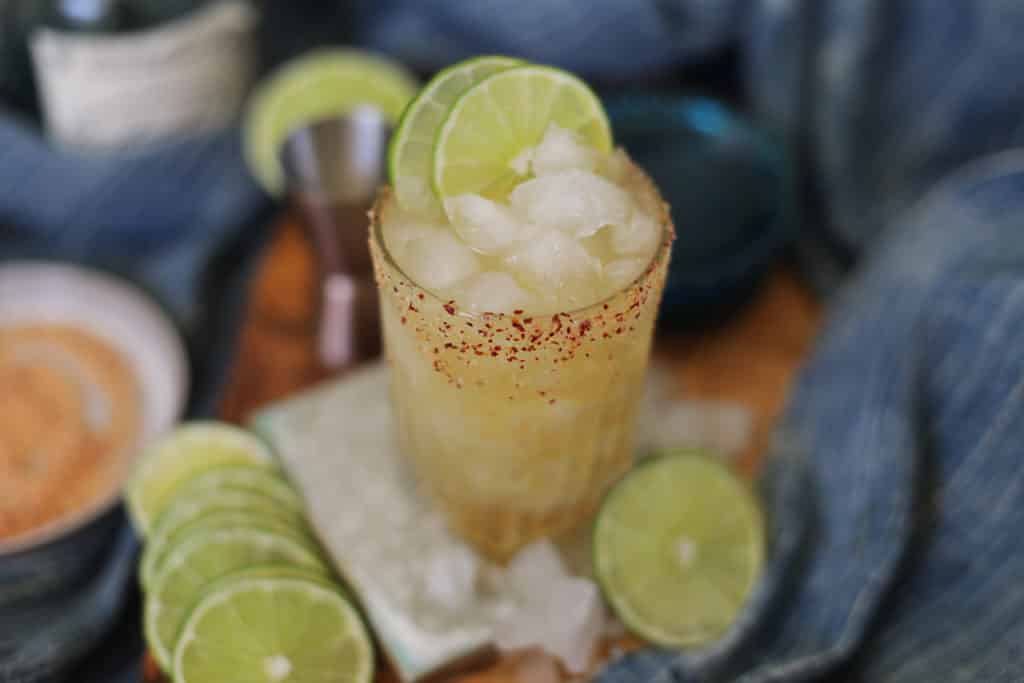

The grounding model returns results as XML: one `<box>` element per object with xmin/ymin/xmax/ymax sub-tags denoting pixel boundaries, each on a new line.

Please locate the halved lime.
<box><xmin>244</xmin><ymin>48</ymin><xmax>418</xmax><ymax>196</ymax></box>
<box><xmin>173</xmin><ymin>575</ymin><xmax>373</xmax><ymax>683</ymax></box>
<box><xmin>140</xmin><ymin>509</ymin><xmax>319</xmax><ymax>593</ymax></box>
<box><xmin>127</xmin><ymin>423</ymin><xmax>278</xmax><ymax>536</ymax></box>
<box><xmin>168</xmin><ymin>464</ymin><xmax>305</xmax><ymax>512</ymax></box>
<box><xmin>593</xmin><ymin>452</ymin><xmax>765</xmax><ymax>648</ymax></box>
<box><xmin>146</xmin><ymin>527</ymin><xmax>329</xmax><ymax>672</ymax></box>
<box><xmin>433</xmin><ymin>64</ymin><xmax>612</xmax><ymax>201</ymax></box>
<box><xmin>388</xmin><ymin>55</ymin><xmax>523</xmax><ymax>212</ymax></box>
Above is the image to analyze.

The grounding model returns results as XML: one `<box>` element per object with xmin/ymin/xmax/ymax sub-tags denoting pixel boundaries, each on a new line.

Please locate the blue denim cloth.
<box><xmin>0</xmin><ymin>114</ymin><xmax>273</xmax><ymax>682</ymax></box>
<box><xmin>358</xmin><ymin>1</ymin><xmax>1024</xmax><ymax>681</ymax></box>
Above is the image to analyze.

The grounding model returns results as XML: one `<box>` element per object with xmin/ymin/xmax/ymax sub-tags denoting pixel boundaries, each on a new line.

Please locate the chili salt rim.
<box><xmin>369</xmin><ymin>152</ymin><xmax>675</xmax><ymax>381</ymax></box>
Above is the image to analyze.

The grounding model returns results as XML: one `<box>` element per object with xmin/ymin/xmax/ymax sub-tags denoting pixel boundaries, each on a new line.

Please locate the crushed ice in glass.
<box><xmin>385</xmin><ymin>124</ymin><xmax>662</xmax><ymax>315</ymax></box>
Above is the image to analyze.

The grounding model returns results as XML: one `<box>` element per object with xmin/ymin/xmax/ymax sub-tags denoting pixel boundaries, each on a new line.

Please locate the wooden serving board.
<box><xmin>144</xmin><ymin>213</ymin><xmax>821</xmax><ymax>683</ymax></box>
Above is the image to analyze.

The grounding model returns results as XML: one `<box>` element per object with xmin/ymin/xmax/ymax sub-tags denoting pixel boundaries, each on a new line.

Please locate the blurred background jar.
<box><xmin>0</xmin><ymin>0</ymin><xmax>257</xmax><ymax>149</ymax></box>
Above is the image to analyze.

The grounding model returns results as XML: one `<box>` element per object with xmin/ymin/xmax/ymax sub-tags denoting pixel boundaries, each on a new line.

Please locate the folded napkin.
<box><xmin>0</xmin><ymin>113</ymin><xmax>274</xmax><ymax>682</ymax></box>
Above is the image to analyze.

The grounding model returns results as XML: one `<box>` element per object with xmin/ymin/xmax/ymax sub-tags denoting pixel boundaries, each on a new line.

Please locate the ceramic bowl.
<box><xmin>607</xmin><ymin>94</ymin><xmax>796</xmax><ymax>328</ymax></box>
<box><xmin>0</xmin><ymin>261</ymin><xmax>188</xmax><ymax>606</ymax></box>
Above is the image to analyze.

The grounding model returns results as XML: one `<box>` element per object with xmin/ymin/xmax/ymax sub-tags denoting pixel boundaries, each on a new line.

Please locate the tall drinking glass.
<box><xmin>370</xmin><ymin>161</ymin><xmax>673</xmax><ymax>560</ymax></box>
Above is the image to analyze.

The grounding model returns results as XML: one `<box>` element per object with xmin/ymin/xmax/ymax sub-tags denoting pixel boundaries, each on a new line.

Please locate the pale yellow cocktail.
<box><xmin>371</xmin><ymin>140</ymin><xmax>673</xmax><ymax>560</ymax></box>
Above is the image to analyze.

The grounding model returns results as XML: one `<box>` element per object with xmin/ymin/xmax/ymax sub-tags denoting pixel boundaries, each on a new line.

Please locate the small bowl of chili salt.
<box><xmin>0</xmin><ymin>261</ymin><xmax>187</xmax><ymax>606</ymax></box>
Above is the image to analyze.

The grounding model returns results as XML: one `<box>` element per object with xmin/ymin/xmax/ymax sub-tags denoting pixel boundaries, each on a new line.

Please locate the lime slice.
<box><xmin>127</xmin><ymin>422</ymin><xmax>277</xmax><ymax>537</ymax></box>
<box><xmin>388</xmin><ymin>55</ymin><xmax>523</xmax><ymax>211</ymax></box>
<box><xmin>141</xmin><ymin>509</ymin><xmax>319</xmax><ymax>593</ymax></box>
<box><xmin>245</xmin><ymin>48</ymin><xmax>418</xmax><ymax>196</ymax></box>
<box><xmin>433</xmin><ymin>64</ymin><xmax>612</xmax><ymax>201</ymax></box>
<box><xmin>593</xmin><ymin>452</ymin><xmax>765</xmax><ymax>648</ymax></box>
<box><xmin>168</xmin><ymin>464</ymin><xmax>305</xmax><ymax>512</ymax></box>
<box><xmin>146</xmin><ymin>527</ymin><xmax>328</xmax><ymax>673</ymax></box>
<box><xmin>173</xmin><ymin>575</ymin><xmax>373</xmax><ymax>683</ymax></box>
<box><xmin>148</xmin><ymin>487</ymin><xmax>306</xmax><ymax>551</ymax></box>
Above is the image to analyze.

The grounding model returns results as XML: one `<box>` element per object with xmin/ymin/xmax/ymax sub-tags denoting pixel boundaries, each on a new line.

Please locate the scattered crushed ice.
<box><xmin>493</xmin><ymin>541</ymin><xmax>607</xmax><ymax>674</ymax></box>
<box><xmin>504</xmin><ymin>540</ymin><xmax>569</xmax><ymax>596</ymax></box>
<box><xmin>644</xmin><ymin>398</ymin><xmax>754</xmax><ymax>459</ymax></box>
<box><xmin>444</xmin><ymin>194</ymin><xmax>537</xmax><ymax>255</ymax></box>
<box><xmin>510</xmin><ymin>169</ymin><xmax>632</xmax><ymax>239</ymax></box>
<box><xmin>530</xmin><ymin>124</ymin><xmax>599</xmax><ymax>176</ymax></box>
<box><xmin>423</xmin><ymin>542</ymin><xmax>481</xmax><ymax>613</ymax></box>
<box><xmin>401</xmin><ymin>228</ymin><xmax>481</xmax><ymax>291</ymax></box>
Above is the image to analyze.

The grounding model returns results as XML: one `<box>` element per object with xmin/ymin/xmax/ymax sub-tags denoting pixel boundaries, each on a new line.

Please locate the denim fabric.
<box><xmin>0</xmin><ymin>115</ymin><xmax>273</xmax><ymax>682</ymax></box>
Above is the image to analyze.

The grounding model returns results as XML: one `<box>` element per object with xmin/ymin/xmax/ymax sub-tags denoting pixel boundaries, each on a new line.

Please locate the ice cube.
<box><xmin>609</xmin><ymin>210</ymin><xmax>661</xmax><ymax>257</ymax></box>
<box><xmin>400</xmin><ymin>228</ymin><xmax>480</xmax><ymax>291</ymax></box>
<box><xmin>548</xmin><ymin>577</ymin><xmax>606</xmax><ymax>674</ymax></box>
<box><xmin>382</xmin><ymin>217</ymin><xmax>442</xmax><ymax>262</ymax></box>
<box><xmin>603</xmin><ymin>257</ymin><xmax>648</xmax><ymax>291</ymax></box>
<box><xmin>444</xmin><ymin>194</ymin><xmax>536</xmax><ymax>254</ymax></box>
<box><xmin>510</xmin><ymin>170</ymin><xmax>632</xmax><ymax>239</ymax></box>
<box><xmin>422</xmin><ymin>542</ymin><xmax>480</xmax><ymax>613</ymax></box>
<box><xmin>492</xmin><ymin>575</ymin><xmax>606</xmax><ymax>675</ymax></box>
<box><xmin>505</xmin><ymin>540</ymin><xmax>569</xmax><ymax>597</ymax></box>
<box><xmin>454</xmin><ymin>271</ymin><xmax>532</xmax><ymax>314</ymax></box>
<box><xmin>502</xmin><ymin>229</ymin><xmax>599</xmax><ymax>295</ymax></box>
<box><xmin>648</xmin><ymin>399</ymin><xmax>754</xmax><ymax>460</ymax></box>
<box><xmin>531</xmin><ymin>124</ymin><xmax>598</xmax><ymax>176</ymax></box>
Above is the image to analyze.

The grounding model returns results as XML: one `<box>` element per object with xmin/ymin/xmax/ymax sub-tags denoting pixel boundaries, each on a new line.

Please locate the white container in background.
<box><xmin>30</xmin><ymin>1</ymin><xmax>258</xmax><ymax>149</ymax></box>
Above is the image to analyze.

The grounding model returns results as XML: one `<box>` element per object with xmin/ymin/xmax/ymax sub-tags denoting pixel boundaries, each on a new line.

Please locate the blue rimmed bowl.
<box><xmin>606</xmin><ymin>94</ymin><xmax>796</xmax><ymax>328</ymax></box>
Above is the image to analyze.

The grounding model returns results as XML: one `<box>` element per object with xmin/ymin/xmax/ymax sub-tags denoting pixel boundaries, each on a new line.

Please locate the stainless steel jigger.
<box><xmin>279</xmin><ymin>107</ymin><xmax>390</xmax><ymax>369</ymax></box>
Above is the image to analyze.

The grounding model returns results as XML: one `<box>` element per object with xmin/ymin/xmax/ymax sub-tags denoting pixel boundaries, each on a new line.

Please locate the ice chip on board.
<box><xmin>401</xmin><ymin>228</ymin><xmax>480</xmax><ymax>291</ymax></box>
<box><xmin>510</xmin><ymin>169</ymin><xmax>632</xmax><ymax>239</ymax></box>
<box><xmin>648</xmin><ymin>400</ymin><xmax>754</xmax><ymax>459</ymax></box>
<box><xmin>444</xmin><ymin>194</ymin><xmax>536</xmax><ymax>254</ymax></box>
<box><xmin>530</xmin><ymin>124</ymin><xmax>598</xmax><ymax>176</ymax></box>
<box><xmin>493</xmin><ymin>574</ymin><xmax>606</xmax><ymax>674</ymax></box>
<box><xmin>422</xmin><ymin>542</ymin><xmax>480</xmax><ymax>613</ymax></box>
<box><xmin>504</xmin><ymin>540</ymin><xmax>569</xmax><ymax>596</ymax></box>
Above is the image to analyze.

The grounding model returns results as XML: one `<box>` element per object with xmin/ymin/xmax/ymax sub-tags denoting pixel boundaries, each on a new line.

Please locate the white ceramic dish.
<box><xmin>0</xmin><ymin>261</ymin><xmax>188</xmax><ymax>556</ymax></box>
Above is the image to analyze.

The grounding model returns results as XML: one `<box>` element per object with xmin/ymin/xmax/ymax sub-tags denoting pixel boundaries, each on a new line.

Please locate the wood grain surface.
<box><xmin>145</xmin><ymin>213</ymin><xmax>821</xmax><ymax>682</ymax></box>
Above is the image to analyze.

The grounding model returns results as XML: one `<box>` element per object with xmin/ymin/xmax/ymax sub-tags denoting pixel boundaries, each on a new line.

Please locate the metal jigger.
<box><xmin>279</xmin><ymin>107</ymin><xmax>390</xmax><ymax>370</ymax></box>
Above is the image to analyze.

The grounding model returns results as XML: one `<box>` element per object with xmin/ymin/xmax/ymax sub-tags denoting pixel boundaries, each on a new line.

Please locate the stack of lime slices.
<box><xmin>387</xmin><ymin>56</ymin><xmax>612</xmax><ymax>211</ymax></box>
<box><xmin>126</xmin><ymin>422</ymin><xmax>373</xmax><ymax>683</ymax></box>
